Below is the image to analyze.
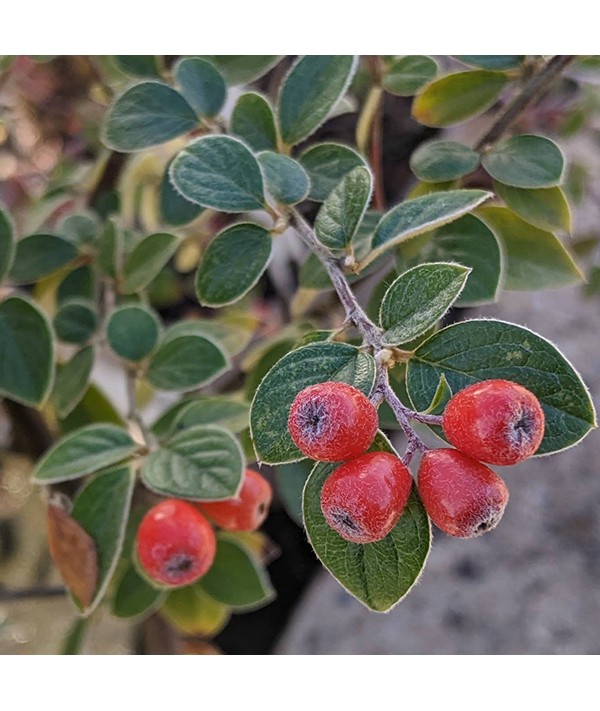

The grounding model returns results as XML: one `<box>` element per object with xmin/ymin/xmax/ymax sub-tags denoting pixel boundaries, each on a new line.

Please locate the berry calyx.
<box><xmin>418</xmin><ymin>448</ymin><xmax>509</xmax><ymax>539</ymax></box>
<box><xmin>443</xmin><ymin>379</ymin><xmax>545</xmax><ymax>466</ymax></box>
<box><xmin>197</xmin><ymin>469</ymin><xmax>272</xmax><ymax>532</ymax></box>
<box><xmin>320</xmin><ymin>451</ymin><xmax>413</xmax><ymax>544</ymax></box>
<box><xmin>288</xmin><ymin>381</ymin><xmax>378</xmax><ymax>462</ymax></box>
<box><xmin>136</xmin><ymin>499</ymin><xmax>216</xmax><ymax>587</ymax></box>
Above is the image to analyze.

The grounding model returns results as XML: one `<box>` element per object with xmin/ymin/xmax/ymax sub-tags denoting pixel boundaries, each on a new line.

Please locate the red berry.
<box><xmin>320</xmin><ymin>451</ymin><xmax>413</xmax><ymax>544</ymax></box>
<box><xmin>418</xmin><ymin>448</ymin><xmax>509</xmax><ymax>538</ymax></box>
<box><xmin>288</xmin><ymin>381</ymin><xmax>378</xmax><ymax>462</ymax></box>
<box><xmin>443</xmin><ymin>379</ymin><xmax>545</xmax><ymax>466</ymax></box>
<box><xmin>197</xmin><ymin>469</ymin><xmax>272</xmax><ymax>532</ymax></box>
<box><xmin>136</xmin><ymin>499</ymin><xmax>216</xmax><ymax>587</ymax></box>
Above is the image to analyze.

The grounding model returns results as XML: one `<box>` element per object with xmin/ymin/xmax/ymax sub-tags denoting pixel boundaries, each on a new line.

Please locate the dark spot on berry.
<box><xmin>258</xmin><ymin>502</ymin><xmax>266</xmax><ymax>515</ymax></box>
<box><xmin>512</xmin><ymin>410</ymin><xmax>535</xmax><ymax>443</ymax></box>
<box><xmin>331</xmin><ymin>509</ymin><xmax>360</xmax><ymax>533</ymax></box>
<box><xmin>297</xmin><ymin>399</ymin><xmax>328</xmax><ymax>438</ymax></box>
<box><xmin>166</xmin><ymin>554</ymin><xmax>194</xmax><ymax>574</ymax></box>
<box><xmin>476</xmin><ymin>520</ymin><xmax>490</xmax><ymax>532</ymax></box>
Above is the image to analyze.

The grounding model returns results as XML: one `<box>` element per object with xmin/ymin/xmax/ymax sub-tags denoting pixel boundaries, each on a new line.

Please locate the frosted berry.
<box><xmin>136</xmin><ymin>499</ymin><xmax>216</xmax><ymax>587</ymax></box>
<box><xmin>418</xmin><ymin>448</ymin><xmax>509</xmax><ymax>538</ymax></box>
<box><xmin>320</xmin><ymin>451</ymin><xmax>413</xmax><ymax>543</ymax></box>
<box><xmin>197</xmin><ymin>468</ymin><xmax>272</xmax><ymax>532</ymax></box>
<box><xmin>288</xmin><ymin>381</ymin><xmax>378</xmax><ymax>462</ymax></box>
<box><xmin>443</xmin><ymin>379</ymin><xmax>545</xmax><ymax>466</ymax></box>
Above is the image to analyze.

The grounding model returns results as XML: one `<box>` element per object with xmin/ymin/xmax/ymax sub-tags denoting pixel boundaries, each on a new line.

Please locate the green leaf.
<box><xmin>278</xmin><ymin>56</ymin><xmax>358</xmax><ymax>147</ymax></box>
<box><xmin>161</xmin><ymin>584</ymin><xmax>229</xmax><ymax>636</ymax></box>
<box><xmin>115</xmin><ymin>56</ymin><xmax>161</xmax><ymax>78</ymax></box>
<box><xmin>367</xmin><ymin>189</ymin><xmax>492</xmax><ymax>266</ymax></box>
<box><xmin>97</xmin><ymin>220</ymin><xmax>121</xmax><ymax>279</ymax></box>
<box><xmin>159</xmin><ymin>159</ymin><xmax>204</xmax><ymax>227</ymax></box>
<box><xmin>112</xmin><ymin>565</ymin><xmax>165</xmax><ymax>619</ymax></box>
<box><xmin>53</xmin><ymin>300</ymin><xmax>97</xmax><ymax>344</ymax></box>
<box><xmin>57</xmin><ymin>266</ymin><xmax>95</xmax><ymax>305</ymax></box>
<box><xmin>170</xmin><ymin>135</ymin><xmax>265</xmax><ymax>212</ymax></box>
<box><xmin>303</xmin><ymin>433</ymin><xmax>431</xmax><ymax>612</ymax></box>
<box><xmin>203</xmin><ymin>55</ymin><xmax>280</xmax><ymax>85</ymax></box>
<box><xmin>32</xmin><ymin>424</ymin><xmax>137</xmax><ymax>483</ymax></box>
<box><xmin>231</xmin><ymin>92</ymin><xmax>278</xmax><ymax>152</ymax></box>
<box><xmin>383</xmin><ymin>55</ymin><xmax>438</xmax><ymax>96</ymax></box>
<box><xmin>380</xmin><ymin>262</ymin><xmax>471</xmax><ymax>345</ymax></box>
<box><xmin>0</xmin><ymin>205</ymin><xmax>16</xmax><ymax>283</ymax></box>
<box><xmin>493</xmin><ymin>182</ymin><xmax>572</xmax><ymax>233</ymax></box>
<box><xmin>478</xmin><ymin>206</ymin><xmax>583</xmax><ymax>290</ymax></box>
<box><xmin>258</xmin><ymin>152</ymin><xmax>310</xmax><ymax>205</ymax></box>
<box><xmin>201</xmin><ymin>534</ymin><xmax>274</xmax><ymax>609</ymax></box>
<box><xmin>58</xmin><ymin>384</ymin><xmax>124</xmax><ymax>434</ymax></box>
<box><xmin>299</xmin><ymin>142</ymin><xmax>367</xmax><ymax>201</ymax></box>
<box><xmin>0</xmin><ymin>296</ymin><xmax>54</xmax><ymax>407</ymax></box>
<box><xmin>102</xmin><ymin>82</ymin><xmax>198</xmax><ymax>151</ymax></box>
<box><xmin>315</xmin><ymin>166</ymin><xmax>373</xmax><ymax>251</ymax></box>
<box><xmin>71</xmin><ymin>464</ymin><xmax>135</xmax><ymax>614</ymax></box>
<box><xmin>482</xmin><ymin>135</ymin><xmax>565</xmax><ymax>188</ymax></box>
<box><xmin>275</xmin><ymin>460</ymin><xmax>312</xmax><ymax>526</ymax></box>
<box><xmin>61</xmin><ymin>618</ymin><xmax>88</xmax><ymax>655</ymax></box>
<box><xmin>141</xmin><ymin>425</ymin><xmax>243</xmax><ymax>500</ymax></box>
<box><xmin>160</xmin><ymin>318</ymin><xmax>248</xmax><ymax>357</ymax></box>
<box><xmin>54</xmin><ymin>346</ymin><xmax>94</xmax><ymax>419</ymax></box>
<box><xmin>454</xmin><ymin>56</ymin><xmax>524</xmax><ymax>70</ymax></box>
<box><xmin>250</xmin><ymin>342</ymin><xmax>376</xmax><ymax>464</ymax></box>
<box><xmin>406</xmin><ymin>318</ymin><xmax>597</xmax><ymax>455</ymax></box>
<box><xmin>397</xmin><ymin>214</ymin><xmax>503</xmax><ymax>306</ymax></box>
<box><xmin>171</xmin><ymin>396</ymin><xmax>250</xmax><ymax>435</ymax></box>
<box><xmin>121</xmin><ymin>232</ymin><xmax>179</xmax><ymax>294</ymax></box>
<box><xmin>410</xmin><ymin>140</ymin><xmax>480</xmax><ymax>182</ymax></box>
<box><xmin>195</xmin><ymin>223</ymin><xmax>272</xmax><ymax>307</ymax></box>
<box><xmin>106</xmin><ymin>305</ymin><xmax>160</xmax><ymax>361</ymax></box>
<box><xmin>424</xmin><ymin>373</ymin><xmax>452</xmax><ymax>415</ymax></box>
<box><xmin>412</xmin><ymin>70</ymin><xmax>508</xmax><ymax>127</ymax></box>
<box><xmin>147</xmin><ymin>330</ymin><xmax>228</xmax><ymax>391</ymax></box>
<box><xmin>57</xmin><ymin>213</ymin><xmax>97</xmax><ymax>246</ymax></box>
<box><xmin>174</xmin><ymin>57</ymin><xmax>226</xmax><ymax>118</ymax></box>
<box><xmin>9</xmin><ymin>233</ymin><xmax>77</xmax><ymax>284</ymax></box>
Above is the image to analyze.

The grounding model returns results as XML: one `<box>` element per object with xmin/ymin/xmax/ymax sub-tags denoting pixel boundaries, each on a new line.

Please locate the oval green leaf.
<box><xmin>493</xmin><ymin>182</ymin><xmax>571</xmax><ymax>233</ymax></box>
<box><xmin>71</xmin><ymin>464</ymin><xmax>136</xmax><ymax>615</ymax></box>
<box><xmin>174</xmin><ymin>57</ymin><xmax>226</xmax><ymax>118</ymax></box>
<box><xmin>147</xmin><ymin>332</ymin><xmax>228</xmax><ymax>391</ymax></box>
<box><xmin>278</xmin><ymin>56</ymin><xmax>358</xmax><ymax>147</ymax></box>
<box><xmin>112</xmin><ymin>565</ymin><xmax>165</xmax><ymax>619</ymax></box>
<box><xmin>102</xmin><ymin>81</ymin><xmax>198</xmax><ymax>151</ymax></box>
<box><xmin>32</xmin><ymin>423</ymin><xmax>137</xmax><ymax>483</ymax></box>
<box><xmin>258</xmin><ymin>152</ymin><xmax>310</xmax><ymax>205</ymax></box>
<box><xmin>299</xmin><ymin>142</ymin><xmax>367</xmax><ymax>201</ymax></box>
<box><xmin>315</xmin><ymin>166</ymin><xmax>373</xmax><ymax>251</ymax></box>
<box><xmin>0</xmin><ymin>205</ymin><xmax>16</xmax><ymax>283</ymax></box>
<box><xmin>10</xmin><ymin>233</ymin><xmax>77</xmax><ymax>284</ymax></box>
<box><xmin>275</xmin><ymin>460</ymin><xmax>313</xmax><ymax>526</ymax></box>
<box><xmin>410</xmin><ymin>140</ymin><xmax>480</xmax><ymax>182</ymax></box>
<box><xmin>406</xmin><ymin>318</ymin><xmax>597</xmax><ymax>455</ymax></box>
<box><xmin>161</xmin><ymin>584</ymin><xmax>229</xmax><ymax>635</ymax></box>
<box><xmin>57</xmin><ymin>265</ymin><xmax>95</xmax><ymax>305</ymax></box>
<box><xmin>115</xmin><ymin>56</ymin><xmax>161</xmax><ymax>78</ymax></box>
<box><xmin>140</xmin><ymin>424</ymin><xmax>243</xmax><ymax>500</ymax></box>
<box><xmin>171</xmin><ymin>396</ymin><xmax>250</xmax><ymax>435</ymax></box>
<box><xmin>482</xmin><ymin>134</ymin><xmax>565</xmax><ymax>188</ymax></box>
<box><xmin>202</xmin><ymin>55</ymin><xmax>280</xmax><ymax>85</ymax></box>
<box><xmin>383</xmin><ymin>55</ymin><xmax>438</xmax><ymax>96</ymax></box>
<box><xmin>454</xmin><ymin>56</ymin><xmax>524</xmax><ymax>70</ymax></box>
<box><xmin>159</xmin><ymin>159</ymin><xmax>204</xmax><ymax>226</ymax></box>
<box><xmin>0</xmin><ymin>296</ymin><xmax>54</xmax><ymax>407</ymax></box>
<box><xmin>54</xmin><ymin>300</ymin><xmax>98</xmax><ymax>344</ymax></box>
<box><xmin>106</xmin><ymin>305</ymin><xmax>161</xmax><ymax>361</ymax></box>
<box><xmin>303</xmin><ymin>433</ymin><xmax>431</xmax><ymax>612</ymax></box>
<box><xmin>413</xmin><ymin>70</ymin><xmax>508</xmax><ymax>127</ymax></box>
<box><xmin>478</xmin><ymin>206</ymin><xmax>583</xmax><ymax>290</ymax></box>
<box><xmin>195</xmin><ymin>223</ymin><xmax>272</xmax><ymax>308</ymax></box>
<box><xmin>250</xmin><ymin>342</ymin><xmax>376</xmax><ymax>465</ymax></box>
<box><xmin>170</xmin><ymin>135</ymin><xmax>265</xmax><ymax>212</ymax></box>
<box><xmin>380</xmin><ymin>262</ymin><xmax>471</xmax><ymax>345</ymax></box>
<box><xmin>231</xmin><ymin>92</ymin><xmax>278</xmax><ymax>152</ymax></box>
<box><xmin>58</xmin><ymin>383</ymin><xmax>124</xmax><ymax>434</ymax></box>
<box><xmin>54</xmin><ymin>345</ymin><xmax>94</xmax><ymax>419</ymax></box>
<box><xmin>57</xmin><ymin>213</ymin><xmax>97</xmax><ymax>246</ymax></box>
<box><xmin>121</xmin><ymin>232</ymin><xmax>179</xmax><ymax>294</ymax></box>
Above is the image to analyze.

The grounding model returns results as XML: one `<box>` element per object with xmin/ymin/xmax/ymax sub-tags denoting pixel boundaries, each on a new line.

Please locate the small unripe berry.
<box><xmin>197</xmin><ymin>469</ymin><xmax>272</xmax><ymax>532</ymax></box>
<box><xmin>288</xmin><ymin>381</ymin><xmax>378</xmax><ymax>462</ymax></box>
<box><xmin>418</xmin><ymin>448</ymin><xmax>509</xmax><ymax>538</ymax></box>
<box><xmin>320</xmin><ymin>451</ymin><xmax>413</xmax><ymax>543</ymax></box>
<box><xmin>443</xmin><ymin>379</ymin><xmax>545</xmax><ymax>466</ymax></box>
<box><xmin>136</xmin><ymin>499</ymin><xmax>216</xmax><ymax>587</ymax></box>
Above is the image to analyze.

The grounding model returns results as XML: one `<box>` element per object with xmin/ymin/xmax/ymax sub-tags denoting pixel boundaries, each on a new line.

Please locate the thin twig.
<box><xmin>475</xmin><ymin>55</ymin><xmax>576</xmax><ymax>151</ymax></box>
<box><xmin>0</xmin><ymin>585</ymin><xmax>65</xmax><ymax>602</ymax></box>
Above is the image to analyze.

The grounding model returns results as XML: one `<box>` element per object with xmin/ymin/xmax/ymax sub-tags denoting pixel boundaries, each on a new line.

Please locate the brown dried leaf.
<box><xmin>47</xmin><ymin>503</ymin><xmax>98</xmax><ymax>608</ymax></box>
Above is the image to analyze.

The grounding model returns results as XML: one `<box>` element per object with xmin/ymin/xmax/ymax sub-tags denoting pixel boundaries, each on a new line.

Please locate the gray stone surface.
<box><xmin>276</xmin><ymin>286</ymin><xmax>600</xmax><ymax>654</ymax></box>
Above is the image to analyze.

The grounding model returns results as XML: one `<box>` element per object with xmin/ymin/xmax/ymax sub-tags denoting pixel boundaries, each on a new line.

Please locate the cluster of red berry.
<box><xmin>288</xmin><ymin>379</ymin><xmax>545</xmax><ymax>542</ymax></box>
<box><xmin>135</xmin><ymin>469</ymin><xmax>272</xmax><ymax>587</ymax></box>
